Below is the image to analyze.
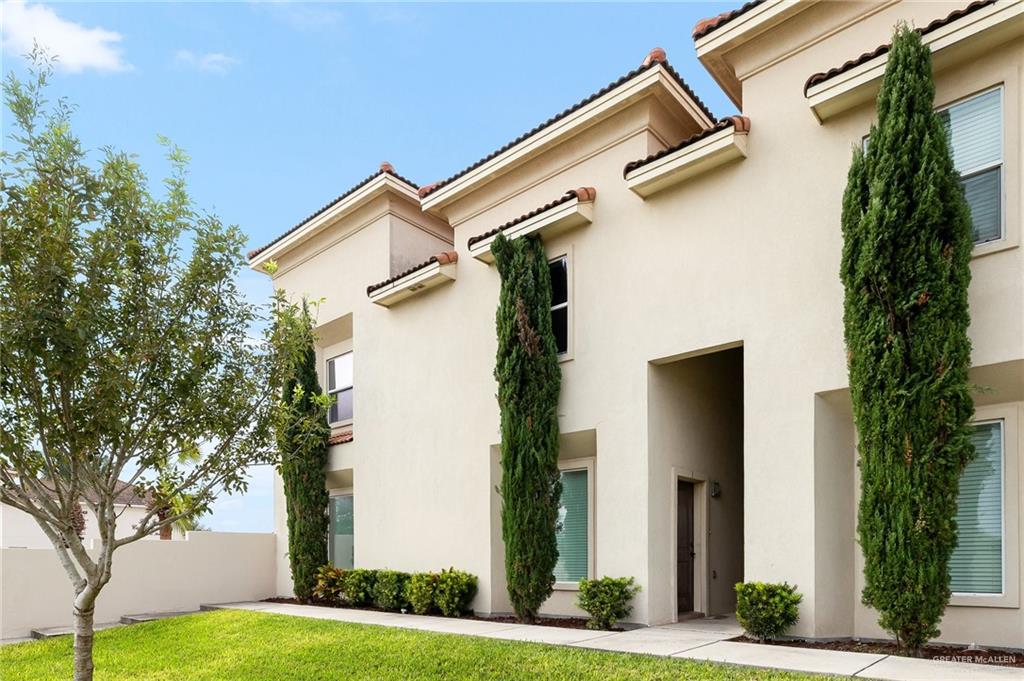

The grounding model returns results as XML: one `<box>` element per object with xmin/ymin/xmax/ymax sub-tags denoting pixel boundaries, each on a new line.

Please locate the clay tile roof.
<box><xmin>466</xmin><ymin>188</ymin><xmax>597</xmax><ymax>248</ymax></box>
<box><xmin>366</xmin><ymin>250</ymin><xmax>459</xmax><ymax>295</ymax></box>
<box><xmin>327</xmin><ymin>430</ymin><xmax>353</xmax><ymax>446</ymax></box>
<box><xmin>622</xmin><ymin>116</ymin><xmax>750</xmax><ymax>176</ymax></box>
<box><xmin>803</xmin><ymin>0</ymin><xmax>996</xmax><ymax>94</ymax></box>
<box><xmin>418</xmin><ymin>50</ymin><xmax>714</xmax><ymax>201</ymax></box>
<box><xmin>247</xmin><ymin>164</ymin><xmax>420</xmax><ymax>261</ymax></box>
<box><xmin>692</xmin><ymin>0</ymin><xmax>767</xmax><ymax>40</ymax></box>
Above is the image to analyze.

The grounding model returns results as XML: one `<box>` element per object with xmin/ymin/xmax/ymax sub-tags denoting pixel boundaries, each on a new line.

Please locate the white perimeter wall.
<box><xmin>0</xmin><ymin>531</ymin><xmax>276</xmax><ymax>639</ymax></box>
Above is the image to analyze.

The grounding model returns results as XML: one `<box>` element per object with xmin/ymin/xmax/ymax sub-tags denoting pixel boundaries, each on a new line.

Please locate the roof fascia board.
<box><xmin>368</xmin><ymin>261</ymin><xmax>457</xmax><ymax>307</ymax></box>
<box><xmin>625</xmin><ymin>126</ymin><xmax>748</xmax><ymax>197</ymax></box>
<box><xmin>421</xmin><ymin>65</ymin><xmax>709</xmax><ymax>214</ymax></box>
<box><xmin>806</xmin><ymin>0</ymin><xmax>1023</xmax><ymax>122</ymax></box>
<box><xmin>469</xmin><ymin>197</ymin><xmax>593</xmax><ymax>263</ymax></box>
<box><xmin>249</xmin><ymin>175</ymin><xmax>420</xmax><ymax>270</ymax></box>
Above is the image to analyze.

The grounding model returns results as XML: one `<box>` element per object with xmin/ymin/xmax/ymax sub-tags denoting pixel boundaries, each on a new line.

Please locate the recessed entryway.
<box><xmin>677</xmin><ymin>480</ymin><xmax>696</xmax><ymax>615</ymax></box>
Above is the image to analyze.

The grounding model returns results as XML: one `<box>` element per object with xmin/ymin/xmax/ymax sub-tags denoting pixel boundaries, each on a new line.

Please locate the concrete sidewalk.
<box><xmin>202</xmin><ymin>602</ymin><xmax>1024</xmax><ymax>679</ymax></box>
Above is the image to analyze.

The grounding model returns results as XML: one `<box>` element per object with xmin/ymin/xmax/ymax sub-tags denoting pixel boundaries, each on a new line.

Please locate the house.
<box><xmin>0</xmin><ymin>480</ymin><xmax>172</xmax><ymax>549</ymax></box>
<box><xmin>251</xmin><ymin>0</ymin><xmax>1024</xmax><ymax>647</ymax></box>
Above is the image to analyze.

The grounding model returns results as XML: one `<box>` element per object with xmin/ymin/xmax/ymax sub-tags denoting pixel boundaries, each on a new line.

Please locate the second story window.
<box><xmin>327</xmin><ymin>352</ymin><xmax>353</xmax><ymax>424</ymax></box>
<box><xmin>549</xmin><ymin>256</ymin><xmax>569</xmax><ymax>355</ymax></box>
<box><xmin>938</xmin><ymin>87</ymin><xmax>1003</xmax><ymax>245</ymax></box>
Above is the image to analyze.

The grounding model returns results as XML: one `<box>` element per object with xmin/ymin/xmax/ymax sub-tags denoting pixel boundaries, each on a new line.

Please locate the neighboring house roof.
<box><xmin>366</xmin><ymin>251</ymin><xmax>458</xmax><ymax>295</ymax></box>
<box><xmin>803</xmin><ymin>0</ymin><xmax>997</xmax><ymax>94</ymax></box>
<box><xmin>328</xmin><ymin>430</ymin><xmax>353</xmax><ymax>446</ymax></box>
<box><xmin>247</xmin><ymin>163</ymin><xmax>419</xmax><ymax>261</ymax></box>
<box><xmin>692</xmin><ymin>0</ymin><xmax>767</xmax><ymax>40</ymax></box>
<box><xmin>466</xmin><ymin>188</ymin><xmax>597</xmax><ymax>248</ymax></box>
<box><xmin>417</xmin><ymin>50</ymin><xmax>715</xmax><ymax>200</ymax></box>
<box><xmin>18</xmin><ymin>478</ymin><xmax>151</xmax><ymax>507</ymax></box>
<box><xmin>622</xmin><ymin>116</ymin><xmax>751</xmax><ymax>176</ymax></box>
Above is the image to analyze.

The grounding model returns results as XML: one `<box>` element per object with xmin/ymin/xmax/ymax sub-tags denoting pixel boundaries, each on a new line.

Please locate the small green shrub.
<box><xmin>343</xmin><ymin>569</ymin><xmax>378</xmax><ymax>607</ymax></box>
<box><xmin>373</xmin><ymin>570</ymin><xmax>411</xmax><ymax>611</ymax></box>
<box><xmin>312</xmin><ymin>565</ymin><xmax>346</xmax><ymax>604</ymax></box>
<box><xmin>434</xmin><ymin>568</ymin><xmax>478</xmax><ymax>617</ymax></box>
<box><xmin>735</xmin><ymin>581</ymin><xmax>802</xmax><ymax>642</ymax></box>
<box><xmin>577</xmin><ymin>576</ymin><xmax>640</xmax><ymax>630</ymax></box>
<box><xmin>405</xmin><ymin>572</ymin><xmax>439</xmax><ymax>615</ymax></box>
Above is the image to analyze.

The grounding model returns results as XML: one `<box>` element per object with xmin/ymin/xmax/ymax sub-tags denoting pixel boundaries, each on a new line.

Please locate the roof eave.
<box><xmin>248</xmin><ymin>174</ymin><xmax>420</xmax><ymax>273</ymax></box>
<box><xmin>419</xmin><ymin>64</ymin><xmax>713</xmax><ymax>216</ymax></box>
<box><xmin>695</xmin><ymin>0</ymin><xmax>821</xmax><ymax>109</ymax></box>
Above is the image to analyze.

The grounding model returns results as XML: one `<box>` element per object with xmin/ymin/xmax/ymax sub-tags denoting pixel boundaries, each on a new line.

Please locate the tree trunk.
<box><xmin>73</xmin><ymin>590</ymin><xmax>97</xmax><ymax>681</ymax></box>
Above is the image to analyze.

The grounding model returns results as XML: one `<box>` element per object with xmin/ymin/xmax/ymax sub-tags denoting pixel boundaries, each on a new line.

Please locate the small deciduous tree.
<box><xmin>492</xmin><ymin>232</ymin><xmax>561</xmax><ymax>623</ymax></box>
<box><xmin>840</xmin><ymin>25</ymin><xmax>975</xmax><ymax>653</ymax></box>
<box><xmin>0</xmin><ymin>57</ymin><xmax>313</xmax><ymax>681</ymax></box>
<box><xmin>276</xmin><ymin>302</ymin><xmax>330</xmax><ymax>601</ymax></box>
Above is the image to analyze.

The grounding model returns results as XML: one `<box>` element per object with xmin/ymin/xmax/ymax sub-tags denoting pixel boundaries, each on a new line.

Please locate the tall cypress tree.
<box><xmin>278</xmin><ymin>304</ymin><xmax>330</xmax><ymax>602</ymax></box>
<box><xmin>492</xmin><ymin>233</ymin><xmax>562</xmax><ymax>623</ymax></box>
<box><xmin>840</xmin><ymin>25</ymin><xmax>974</xmax><ymax>652</ymax></box>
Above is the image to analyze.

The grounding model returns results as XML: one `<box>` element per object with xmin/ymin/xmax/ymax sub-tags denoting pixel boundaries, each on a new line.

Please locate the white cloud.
<box><xmin>254</xmin><ymin>1</ymin><xmax>343</xmax><ymax>32</ymax></box>
<box><xmin>1</xmin><ymin>1</ymin><xmax>130</xmax><ymax>73</ymax></box>
<box><xmin>175</xmin><ymin>50</ymin><xmax>240</xmax><ymax>75</ymax></box>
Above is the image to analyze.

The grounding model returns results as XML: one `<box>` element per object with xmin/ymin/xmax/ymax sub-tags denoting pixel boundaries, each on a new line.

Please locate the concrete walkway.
<box><xmin>203</xmin><ymin>602</ymin><xmax>1024</xmax><ymax>679</ymax></box>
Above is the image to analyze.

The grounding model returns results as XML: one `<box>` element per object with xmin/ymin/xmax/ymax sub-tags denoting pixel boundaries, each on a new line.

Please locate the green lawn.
<box><xmin>1</xmin><ymin>609</ymin><xmax>826</xmax><ymax>680</ymax></box>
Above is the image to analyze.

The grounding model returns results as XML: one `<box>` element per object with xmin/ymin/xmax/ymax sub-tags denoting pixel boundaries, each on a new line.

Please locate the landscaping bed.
<box><xmin>731</xmin><ymin>636</ymin><xmax>1024</xmax><ymax>668</ymax></box>
<box><xmin>262</xmin><ymin>597</ymin><xmax>600</xmax><ymax>630</ymax></box>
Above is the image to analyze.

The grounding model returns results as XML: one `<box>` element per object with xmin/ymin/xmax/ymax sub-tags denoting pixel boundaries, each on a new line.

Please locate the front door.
<box><xmin>677</xmin><ymin>480</ymin><xmax>695</xmax><ymax>614</ymax></box>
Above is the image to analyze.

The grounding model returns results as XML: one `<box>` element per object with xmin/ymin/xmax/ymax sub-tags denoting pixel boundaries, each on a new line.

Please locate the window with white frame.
<box><xmin>328</xmin><ymin>495</ymin><xmax>354</xmax><ymax>569</ymax></box>
<box><xmin>327</xmin><ymin>352</ymin><xmax>353</xmax><ymax>424</ymax></box>
<box><xmin>950</xmin><ymin>420</ymin><xmax>1004</xmax><ymax>594</ymax></box>
<box><xmin>554</xmin><ymin>468</ymin><xmax>588</xmax><ymax>582</ymax></box>
<box><xmin>938</xmin><ymin>87</ymin><xmax>1003</xmax><ymax>245</ymax></box>
<box><xmin>549</xmin><ymin>256</ymin><xmax>569</xmax><ymax>355</ymax></box>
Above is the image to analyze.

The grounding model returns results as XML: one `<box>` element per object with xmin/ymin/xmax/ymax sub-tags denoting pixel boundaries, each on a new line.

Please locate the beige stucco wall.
<box><xmin>0</xmin><ymin>532</ymin><xmax>275</xmax><ymax>639</ymax></box>
<box><xmin>265</xmin><ymin>0</ymin><xmax>1024</xmax><ymax>642</ymax></box>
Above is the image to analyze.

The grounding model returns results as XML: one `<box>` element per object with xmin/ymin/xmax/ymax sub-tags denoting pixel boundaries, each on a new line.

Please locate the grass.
<box><xmin>1</xmin><ymin>609</ymin><xmax>828</xmax><ymax>680</ymax></box>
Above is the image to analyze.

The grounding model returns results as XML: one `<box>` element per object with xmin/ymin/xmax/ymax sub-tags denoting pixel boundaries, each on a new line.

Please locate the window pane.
<box><xmin>327</xmin><ymin>357</ymin><xmax>337</xmax><ymax>393</ymax></box>
<box><xmin>329</xmin><ymin>387</ymin><xmax>353</xmax><ymax>423</ymax></box>
<box><xmin>333</xmin><ymin>353</ymin><xmax>353</xmax><ymax>390</ymax></box>
<box><xmin>554</xmin><ymin>470</ymin><xmax>588</xmax><ymax>582</ymax></box>
<box><xmin>961</xmin><ymin>167</ymin><xmax>1001</xmax><ymax>244</ymax></box>
<box><xmin>950</xmin><ymin>421</ymin><xmax>1003</xmax><ymax>594</ymax></box>
<box><xmin>940</xmin><ymin>89</ymin><xmax>1001</xmax><ymax>173</ymax></box>
<box><xmin>329</xmin><ymin>495</ymin><xmax>354</xmax><ymax>570</ymax></box>
<box><xmin>551</xmin><ymin>307</ymin><xmax>568</xmax><ymax>355</ymax></box>
<box><xmin>549</xmin><ymin>258</ymin><xmax>568</xmax><ymax>306</ymax></box>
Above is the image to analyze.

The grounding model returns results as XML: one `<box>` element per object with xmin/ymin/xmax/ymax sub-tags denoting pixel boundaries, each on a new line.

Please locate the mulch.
<box><xmin>731</xmin><ymin>635</ymin><xmax>1024</xmax><ymax>668</ymax></box>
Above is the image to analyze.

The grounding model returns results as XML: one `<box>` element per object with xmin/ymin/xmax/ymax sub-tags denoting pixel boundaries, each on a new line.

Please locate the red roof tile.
<box><xmin>466</xmin><ymin>188</ymin><xmax>597</xmax><ymax>248</ymax></box>
<box><xmin>366</xmin><ymin>251</ymin><xmax>458</xmax><ymax>295</ymax></box>
<box><xmin>248</xmin><ymin>163</ymin><xmax>419</xmax><ymax>261</ymax></box>
<box><xmin>692</xmin><ymin>0</ymin><xmax>767</xmax><ymax>40</ymax></box>
<box><xmin>803</xmin><ymin>0</ymin><xmax>997</xmax><ymax>94</ymax></box>
<box><xmin>327</xmin><ymin>430</ymin><xmax>353</xmax><ymax>446</ymax></box>
<box><xmin>622</xmin><ymin>116</ymin><xmax>750</xmax><ymax>176</ymax></box>
<box><xmin>419</xmin><ymin>50</ymin><xmax>714</xmax><ymax>201</ymax></box>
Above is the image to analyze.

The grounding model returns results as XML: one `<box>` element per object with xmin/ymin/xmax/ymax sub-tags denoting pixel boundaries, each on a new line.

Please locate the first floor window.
<box><xmin>327</xmin><ymin>352</ymin><xmax>353</xmax><ymax>423</ymax></box>
<box><xmin>950</xmin><ymin>420</ymin><xmax>1004</xmax><ymax>594</ymax></box>
<box><xmin>329</xmin><ymin>495</ymin><xmax>354</xmax><ymax>569</ymax></box>
<box><xmin>554</xmin><ymin>468</ymin><xmax>588</xmax><ymax>582</ymax></box>
<box><xmin>938</xmin><ymin>87</ymin><xmax>1003</xmax><ymax>245</ymax></box>
<box><xmin>549</xmin><ymin>256</ymin><xmax>569</xmax><ymax>355</ymax></box>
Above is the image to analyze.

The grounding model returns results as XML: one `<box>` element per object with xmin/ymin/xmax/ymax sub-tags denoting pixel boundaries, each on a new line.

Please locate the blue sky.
<box><xmin>2</xmin><ymin>1</ymin><xmax>736</xmax><ymax>532</ymax></box>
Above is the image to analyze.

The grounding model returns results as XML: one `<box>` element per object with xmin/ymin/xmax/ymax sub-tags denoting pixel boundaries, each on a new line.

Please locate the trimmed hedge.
<box><xmin>735</xmin><ymin>581</ymin><xmax>802</xmax><ymax>642</ymax></box>
<box><xmin>577</xmin><ymin>576</ymin><xmax>640</xmax><ymax>630</ymax></box>
<box><xmin>313</xmin><ymin>565</ymin><xmax>477</xmax><ymax>617</ymax></box>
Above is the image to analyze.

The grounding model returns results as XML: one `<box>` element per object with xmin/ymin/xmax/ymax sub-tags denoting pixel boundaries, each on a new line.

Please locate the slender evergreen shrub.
<box><xmin>734</xmin><ymin>582</ymin><xmax>802</xmax><ymax>642</ymax></box>
<box><xmin>434</xmin><ymin>568</ymin><xmax>478</xmax><ymax>617</ymax></box>
<box><xmin>840</xmin><ymin>25</ymin><xmax>975</xmax><ymax>651</ymax></box>
<box><xmin>577</xmin><ymin>577</ymin><xmax>640</xmax><ymax>630</ymax></box>
<box><xmin>277</xmin><ymin>306</ymin><xmax>330</xmax><ymax>602</ymax></box>
<box><xmin>492</xmin><ymin>233</ymin><xmax>562</xmax><ymax>623</ymax></box>
<box><xmin>373</xmin><ymin>570</ymin><xmax>411</xmax><ymax>611</ymax></box>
